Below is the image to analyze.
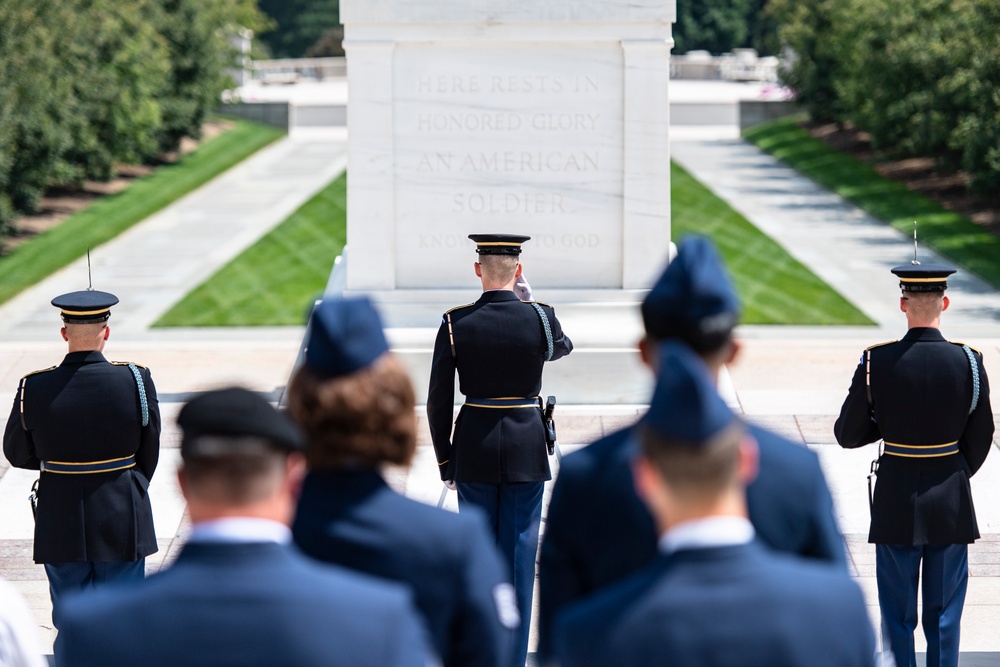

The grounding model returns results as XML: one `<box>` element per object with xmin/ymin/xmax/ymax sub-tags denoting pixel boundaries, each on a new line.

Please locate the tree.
<box><xmin>258</xmin><ymin>0</ymin><xmax>340</xmax><ymax>59</ymax></box>
<box><xmin>674</xmin><ymin>0</ymin><xmax>752</xmax><ymax>55</ymax></box>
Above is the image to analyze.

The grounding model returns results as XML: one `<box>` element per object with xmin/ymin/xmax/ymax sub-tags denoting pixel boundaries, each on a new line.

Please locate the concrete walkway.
<box><xmin>1</xmin><ymin>108</ymin><xmax>999</xmax><ymax>663</ymax></box>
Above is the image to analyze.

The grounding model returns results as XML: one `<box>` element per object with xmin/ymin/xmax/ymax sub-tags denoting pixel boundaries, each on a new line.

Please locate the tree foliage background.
<box><xmin>256</xmin><ymin>0</ymin><xmax>341</xmax><ymax>59</ymax></box>
<box><xmin>0</xmin><ymin>0</ymin><xmax>270</xmax><ymax>234</ymax></box>
<box><xmin>770</xmin><ymin>0</ymin><xmax>1000</xmax><ymax>193</ymax></box>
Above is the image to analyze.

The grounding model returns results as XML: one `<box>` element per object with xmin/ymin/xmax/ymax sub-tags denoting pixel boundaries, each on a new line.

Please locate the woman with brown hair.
<box><xmin>287</xmin><ymin>297</ymin><xmax>517</xmax><ymax>667</ymax></box>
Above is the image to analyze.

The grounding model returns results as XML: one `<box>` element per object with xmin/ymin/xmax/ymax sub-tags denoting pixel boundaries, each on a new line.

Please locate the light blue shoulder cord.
<box><xmin>530</xmin><ymin>303</ymin><xmax>554</xmax><ymax>361</ymax></box>
<box><xmin>128</xmin><ymin>363</ymin><xmax>150</xmax><ymax>427</ymax></box>
<box><xmin>962</xmin><ymin>345</ymin><xmax>980</xmax><ymax>415</ymax></box>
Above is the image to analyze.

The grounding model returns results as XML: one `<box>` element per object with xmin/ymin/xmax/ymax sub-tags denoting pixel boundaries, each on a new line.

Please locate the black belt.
<box><xmin>464</xmin><ymin>397</ymin><xmax>540</xmax><ymax>409</ymax></box>
<box><xmin>41</xmin><ymin>455</ymin><xmax>136</xmax><ymax>474</ymax></box>
<box><xmin>883</xmin><ymin>441</ymin><xmax>958</xmax><ymax>458</ymax></box>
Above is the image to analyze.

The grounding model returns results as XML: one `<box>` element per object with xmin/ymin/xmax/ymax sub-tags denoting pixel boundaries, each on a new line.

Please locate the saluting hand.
<box><xmin>514</xmin><ymin>273</ymin><xmax>533</xmax><ymax>301</ymax></box>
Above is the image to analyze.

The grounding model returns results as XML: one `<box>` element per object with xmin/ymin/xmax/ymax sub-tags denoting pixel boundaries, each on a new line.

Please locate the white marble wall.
<box><xmin>342</xmin><ymin>0</ymin><xmax>675</xmax><ymax>292</ymax></box>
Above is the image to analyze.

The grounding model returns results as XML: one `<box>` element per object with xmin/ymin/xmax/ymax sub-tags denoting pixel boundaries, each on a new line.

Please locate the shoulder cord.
<box><xmin>962</xmin><ymin>345</ymin><xmax>980</xmax><ymax>415</ymax></box>
<box><xmin>128</xmin><ymin>363</ymin><xmax>150</xmax><ymax>427</ymax></box>
<box><xmin>530</xmin><ymin>303</ymin><xmax>554</xmax><ymax>362</ymax></box>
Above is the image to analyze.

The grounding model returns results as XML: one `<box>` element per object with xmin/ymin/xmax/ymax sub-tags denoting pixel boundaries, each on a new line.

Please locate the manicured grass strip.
<box><xmin>671</xmin><ymin>161</ymin><xmax>873</xmax><ymax>325</ymax></box>
<box><xmin>0</xmin><ymin>119</ymin><xmax>285</xmax><ymax>305</ymax></box>
<box><xmin>744</xmin><ymin>116</ymin><xmax>1000</xmax><ymax>290</ymax></box>
<box><xmin>154</xmin><ymin>173</ymin><xmax>347</xmax><ymax>326</ymax></box>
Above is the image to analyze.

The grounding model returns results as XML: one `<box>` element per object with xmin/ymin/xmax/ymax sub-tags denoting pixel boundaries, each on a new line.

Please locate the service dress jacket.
<box><xmin>3</xmin><ymin>351</ymin><xmax>160</xmax><ymax>563</ymax></box>
<box><xmin>293</xmin><ymin>469</ymin><xmax>515</xmax><ymax>667</ymax></box>
<box><xmin>538</xmin><ymin>421</ymin><xmax>845</xmax><ymax>658</ymax></box>
<box><xmin>553</xmin><ymin>542</ymin><xmax>875</xmax><ymax>667</ymax></box>
<box><xmin>55</xmin><ymin>541</ymin><xmax>433</xmax><ymax>667</ymax></box>
<box><xmin>427</xmin><ymin>290</ymin><xmax>572</xmax><ymax>484</ymax></box>
<box><xmin>835</xmin><ymin>327</ymin><xmax>994</xmax><ymax>545</ymax></box>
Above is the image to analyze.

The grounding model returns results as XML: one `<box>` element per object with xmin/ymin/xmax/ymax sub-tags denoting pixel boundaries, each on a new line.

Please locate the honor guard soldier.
<box><xmin>835</xmin><ymin>257</ymin><xmax>994</xmax><ymax>667</ymax></box>
<box><xmin>2</xmin><ymin>289</ymin><xmax>160</xmax><ymax>631</ymax></box>
<box><xmin>427</xmin><ymin>233</ymin><xmax>573</xmax><ymax>667</ymax></box>
<box><xmin>553</xmin><ymin>342</ymin><xmax>875</xmax><ymax>667</ymax></box>
<box><xmin>55</xmin><ymin>387</ymin><xmax>434</xmax><ymax>667</ymax></box>
<box><xmin>539</xmin><ymin>236</ymin><xmax>845</xmax><ymax>661</ymax></box>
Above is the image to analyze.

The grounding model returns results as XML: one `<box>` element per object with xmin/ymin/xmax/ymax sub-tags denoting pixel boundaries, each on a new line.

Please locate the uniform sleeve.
<box><xmin>537</xmin><ymin>473</ymin><xmax>587</xmax><ymax>662</ymax></box>
<box><xmin>961</xmin><ymin>352</ymin><xmax>994</xmax><ymax>476</ymax></box>
<box><xmin>135</xmin><ymin>368</ymin><xmax>160</xmax><ymax>481</ymax></box>
<box><xmin>426</xmin><ymin>319</ymin><xmax>457</xmax><ymax>481</ymax></box>
<box><xmin>803</xmin><ymin>459</ymin><xmax>848</xmax><ymax>568</ymax></box>
<box><xmin>546</xmin><ymin>306</ymin><xmax>573</xmax><ymax>362</ymax></box>
<box><xmin>834</xmin><ymin>357</ymin><xmax>881</xmax><ymax>449</ymax></box>
<box><xmin>450</xmin><ymin>518</ymin><xmax>516</xmax><ymax>667</ymax></box>
<box><xmin>2</xmin><ymin>380</ymin><xmax>40</xmax><ymax>470</ymax></box>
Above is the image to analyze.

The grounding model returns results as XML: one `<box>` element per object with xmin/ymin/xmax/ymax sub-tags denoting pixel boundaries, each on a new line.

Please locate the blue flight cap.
<box><xmin>644</xmin><ymin>341</ymin><xmax>736</xmax><ymax>445</ymax></box>
<box><xmin>51</xmin><ymin>290</ymin><xmax>119</xmax><ymax>324</ymax></box>
<box><xmin>305</xmin><ymin>297</ymin><xmax>390</xmax><ymax>378</ymax></box>
<box><xmin>178</xmin><ymin>387</ymin><xmax>306</xmax><ymax>457</ymax></box>
<box><xmin>641</xmin><ymin>235</ymin><xmax>740</xmax><ymax>352</ymax></box>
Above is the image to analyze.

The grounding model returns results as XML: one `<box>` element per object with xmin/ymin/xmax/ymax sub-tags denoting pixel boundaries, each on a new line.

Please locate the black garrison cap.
<box><xmin>51</xmin><ymin>290</ymin><xmax>119</xmax><ymax>324</ymax></box>
<box><xmin>891</xmin><ymin>263</ymin><xmax>956</xmax><ymax>293</ymax></box>
<box><xmin>469</xmin><ymin>234</ymin><xmax>531</xmax><ymax>256</ymax></box>
<box><xmin>177</xmin><ymin>387</ymin><xmax>306</xmax><ymax>458</ymax></box>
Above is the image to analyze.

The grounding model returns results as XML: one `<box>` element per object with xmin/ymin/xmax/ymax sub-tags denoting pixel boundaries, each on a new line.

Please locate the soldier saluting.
<box><xmin>3</xmin><ymin>286</ymin><xmax>160</xmax><ymax>631</ymax></box>
<box><xmin>835</xmin><ymin>250</ymin><xmax>994</xmax><ymax>667</ymax></box>
<box><xmin>427</xmin><ymin>233</ymin><xmax>572</xmax><ymax>667</ymax></box>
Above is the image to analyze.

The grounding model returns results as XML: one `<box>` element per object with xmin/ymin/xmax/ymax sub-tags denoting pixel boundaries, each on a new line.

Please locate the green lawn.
<box><xmin>744</xmin><ymin>116</ymin><xmax>1000</xmax><ymax>290</ymax></box>
<box><xmin>154</xmin><ymin>173</ymin><xmax>347</xmax><ymax>327</ymax></box>
<box><xmin>0</xmin><ymin>119</ymin><xmax>285</xmax><ymax>305</ymax></box>
<box><xmin>671</xmin><ymin>161</ymin><xmax>873</xmax><ymax>325</ymax></box>
<box><xmin>158</xmin><ymin>164</ymin><xmax>870</xmax><ymax>327</ymax></box>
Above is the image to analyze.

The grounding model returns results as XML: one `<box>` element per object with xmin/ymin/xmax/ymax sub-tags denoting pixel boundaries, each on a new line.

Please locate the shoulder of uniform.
<box><xmin>949</xmin><ymin>341</ymin><xmax>982</xmax><ymax>355</ymax></box>
<box><xmin>110</xmin><ymin>361</ymin><xmax>149</xmax><ymax>370</ymax></box>
<box><xmin>528</xmin><ymin>300</ymin><xmax>552</xmax><ymax>308</ymax></box>
<box><xmin>865</xmin><ymin>340</ymin><xmax>897</xmax><ymax>352</ymax></box>
<box><xmin>21</xmin><ymin>366</ymin><xmax>56</xmax><ymax>380</ymax></box>
<box><xmin>444</xmin><ymin>303</ymin><xmax>475</xmax><ymax>316</ymax></box>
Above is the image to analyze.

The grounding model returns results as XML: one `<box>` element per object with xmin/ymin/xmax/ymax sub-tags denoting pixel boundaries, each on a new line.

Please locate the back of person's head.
<box><xmin>640</xmin><ymin>341</ymin><xmax>746</xmax><ymax>502</ymax></box>
<box><xmin>641</xmin><ymin>236</ymin><xmax>740</xmax><ymax>358</ymax></box>
<box><xmin>177</xmin><ymin>387</ymin><xmax>306</xmax><ymax>506</ymax></box>
<box><xmin>478</xmin><ymin>254</ymin><xmax>520</xmax><ymax>285</ymax></box>
<box><xmin>902</xmin><ymin>289</ymin><xmax>945</xmax><ymax>320</ymax></box>
<box><xmin>287</xmin><ymin>297</ymin><xmax>417</xmax><ymax>470</ymax></box>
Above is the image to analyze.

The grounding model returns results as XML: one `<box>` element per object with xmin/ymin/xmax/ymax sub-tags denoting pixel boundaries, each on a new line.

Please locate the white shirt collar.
<box><xmin>188</xmin><ymin>518</ymin><xmax>292</xmax><ymax>544</ymax></box>
<box><xmin>658</xmin><ymin>516</ymin><xmax>755</xmax><ymax>555</ymax></box>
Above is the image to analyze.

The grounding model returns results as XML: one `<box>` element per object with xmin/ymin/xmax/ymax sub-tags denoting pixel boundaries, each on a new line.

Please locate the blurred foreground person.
<box><xmin>56</xmin><ymin>387</ymin><xmax>434</xmax><ymax>667</ymax></box>
<box><xmin>2</xmin><ymin>288</ymin><xmax>159</xmax><ymax>631</ymax></box>
<box><xmin>836</xmin><ymin>257</ymin><xmax>993</xmax><ymax>667</ymax></box>
<box><xmin>553</xmin><ymin>342</ymin><xmax>875</xmax><ymax>667</ymax></box>
<box><xmin>289</xmin><ymin>297</ymin><xmax>517</xmax><ymax>667</ymax></box>
<box><xmin>0</xmin><ymin>577</ymin><xmax>47</xmax><ymax>667</ymax></box>
<box><xmin>539</xmin><ymin>236</ymin><xmax>844</xmax><ymax>658</ymax></box>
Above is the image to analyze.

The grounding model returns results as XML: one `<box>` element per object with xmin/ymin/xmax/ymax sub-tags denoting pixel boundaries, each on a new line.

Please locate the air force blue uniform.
<box><xmin>55</xmin><ymin>541</ymin><xmax>432</xmax><ymax>667</ymax></box>
<box><xmin>836</xmin><ymin>328</ymin><xmax>993</xmax><ymax>667</ymax></box>
<box><xmin>554</xmin><ymin>543</ymin><xmax>874</xmax><ymax>667</ymax></box>
<box><xmin>294</xmin><ymin>469</ymin><xmax>516</xmax><ymax>667</ymax></box>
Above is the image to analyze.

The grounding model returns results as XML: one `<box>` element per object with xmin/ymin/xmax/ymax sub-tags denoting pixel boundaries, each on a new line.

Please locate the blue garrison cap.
<box><xmin>641</xmin><ymin>236</ymin><xmax>740</xmax><ymax>352</ymax></box>
<box><xmin>645</xmin><ymin>341</ymin><xmax>736</xmax><ymax>445</ymax></box>
<box><xmin>305</xmin><ymin>297</ymin><xmax>389</xmax><ymax>378</ymax></box>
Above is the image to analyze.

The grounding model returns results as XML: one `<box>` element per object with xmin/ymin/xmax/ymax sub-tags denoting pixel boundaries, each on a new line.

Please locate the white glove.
<box><xmin>444</xmin><ymin>480</ymin><xmax>457</xmax><ymax>491</ymax></box>
<box><xmin>513</xmin><ymin>273</ymin><xmax>533</xmax><ymax>301</ymax></box>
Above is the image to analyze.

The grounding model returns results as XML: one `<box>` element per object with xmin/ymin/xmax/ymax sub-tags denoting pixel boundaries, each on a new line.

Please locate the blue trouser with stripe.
<box><xmin>876</xmin><ymin>544</ymin><xmax>968</xmax><ymax>667</ymax></box>
<box><xmin>458</xmin><ymin>481</ymin><xmax>544</xmax><ymax>667</ymax></box>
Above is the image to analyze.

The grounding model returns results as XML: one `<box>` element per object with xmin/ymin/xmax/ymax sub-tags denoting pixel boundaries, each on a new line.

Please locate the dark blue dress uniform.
<box><xmin>835</xmin><ymin>263</ymin><xmax>994</xmax><ymax>667</ymax></box>
<box><xmin>427</xmin><ymin>234</ymin><xmax>572</xmax><ymax>667</ymax></box>
<box><xmin>291</xmin><ymin>297</ymin><xmax>517</xmax><ymax>667</ymax></box>
<box><xmin>538</xmin><ymin>236</ymin><xmax>845</xmax><ymax>660</ymax></box>
<box><xmin>54</xmin><ymin>541</ymin><xmax>433</xmax><ymax>667</ymax></box>
<box><xmin>553</xmin><ymin>341</ymin><xmax>874</xmax><ymax>667</ymax></box>
<box><xmin>294</xmin><ymin>470</ymin><xmax>516</xmax><ymax>667</ymax></box>
<box><xmin>2</xmin><ymin>290</ymin><xmax>159</xmax><ymax>629</ymax></box>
